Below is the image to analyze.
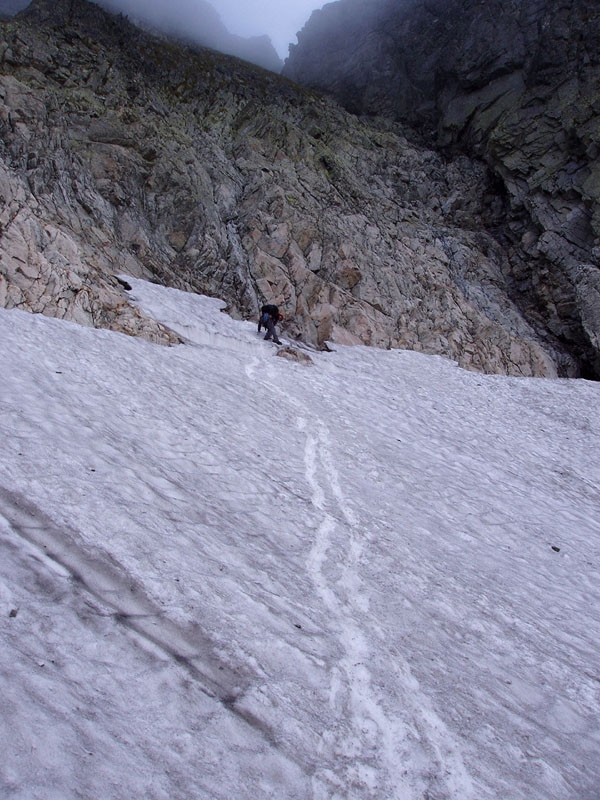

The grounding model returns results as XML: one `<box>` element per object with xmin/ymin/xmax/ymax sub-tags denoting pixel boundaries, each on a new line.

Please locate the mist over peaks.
<box><xmin>1</xmin><ymin>0</ymin><xmax>283</xmax><ymax>70</ymax></box>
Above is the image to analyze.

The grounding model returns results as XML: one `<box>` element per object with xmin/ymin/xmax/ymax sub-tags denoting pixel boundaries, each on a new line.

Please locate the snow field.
<box><xmin>0</xmin><ymin>277</ymin><xmax>599</xmax><ymax>799</ymax></box>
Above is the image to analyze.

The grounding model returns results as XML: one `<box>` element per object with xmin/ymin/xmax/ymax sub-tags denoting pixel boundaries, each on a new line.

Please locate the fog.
<box><xmin>209</xmin><ymin>0</ymin><xmax>327</xmax><ymax>58</ymax></box>
<box><xmin>1</xmin><ymin>0</ymin><xmax>328</xmax><ymax>59</ymax></box>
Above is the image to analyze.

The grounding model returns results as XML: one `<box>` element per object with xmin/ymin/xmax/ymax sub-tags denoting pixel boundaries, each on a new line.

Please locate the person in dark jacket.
<box><xmin>258</xmin><ymin>304</ymin><xmax>283</xmax><ymax>344</ymax></box>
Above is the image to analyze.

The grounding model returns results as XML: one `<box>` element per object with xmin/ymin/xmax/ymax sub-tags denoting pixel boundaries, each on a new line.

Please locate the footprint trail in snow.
<box><xmin>297</xmin><ymin>414</ymin><xmax>475</xmax><ymax>800</ymax></box>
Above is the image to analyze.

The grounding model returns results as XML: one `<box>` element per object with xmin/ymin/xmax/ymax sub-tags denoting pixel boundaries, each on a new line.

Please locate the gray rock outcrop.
<box><xmin>284</xmin><ymin>0</ymin><xmax>600</xmax><ymax>378</ymax></box>
<box><xmin>0</xmin><ymin>0</ymin><xmax>593</xmax><ymax>375</ymax></box>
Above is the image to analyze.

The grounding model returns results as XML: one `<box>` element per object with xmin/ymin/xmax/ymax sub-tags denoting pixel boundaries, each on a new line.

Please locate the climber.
<box><xmin>258</xmin><ymin>304</ymin><xmax>283</xmax><ymax>345</ymax></box>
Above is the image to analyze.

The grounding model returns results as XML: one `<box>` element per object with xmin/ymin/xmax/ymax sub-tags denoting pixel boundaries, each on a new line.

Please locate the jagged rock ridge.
<box><xmin>1</xmin><ymin>0</ymin><xmax>282</xmax><ymax>72</ymax></box>
<box><xmin>284</xmin><ymin>0</ymin><xmax>600</xmax><ymax>378</ymax></box>
<box><xmin>0</xmin><ymin>0</ymin><xmax>592</xmax><ymax>376</ymax></box>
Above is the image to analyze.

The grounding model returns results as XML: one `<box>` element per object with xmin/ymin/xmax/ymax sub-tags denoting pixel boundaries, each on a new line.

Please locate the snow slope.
<box><xmin>0</xmin><ymin>278</ymin><xmax>599</xmax><ymax>800</ymax></box>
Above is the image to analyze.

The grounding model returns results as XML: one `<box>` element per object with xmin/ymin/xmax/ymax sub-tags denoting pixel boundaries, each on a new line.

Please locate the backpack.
<box><xmin>261</xmin><ymin>304</ymin><xmax>279</xmax><ymax>322</ymax></box>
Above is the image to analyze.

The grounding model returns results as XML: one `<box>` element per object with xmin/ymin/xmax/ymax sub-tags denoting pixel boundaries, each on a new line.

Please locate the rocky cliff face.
<box><xmin>0</xmin><ymin>0</ymin><xmax>592</xmax><ymax>376</ymax></box>
<box><xmin>285</xmin><ymin>0</ymin><xmax>600</xmax><ymax>378</ymax></box>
